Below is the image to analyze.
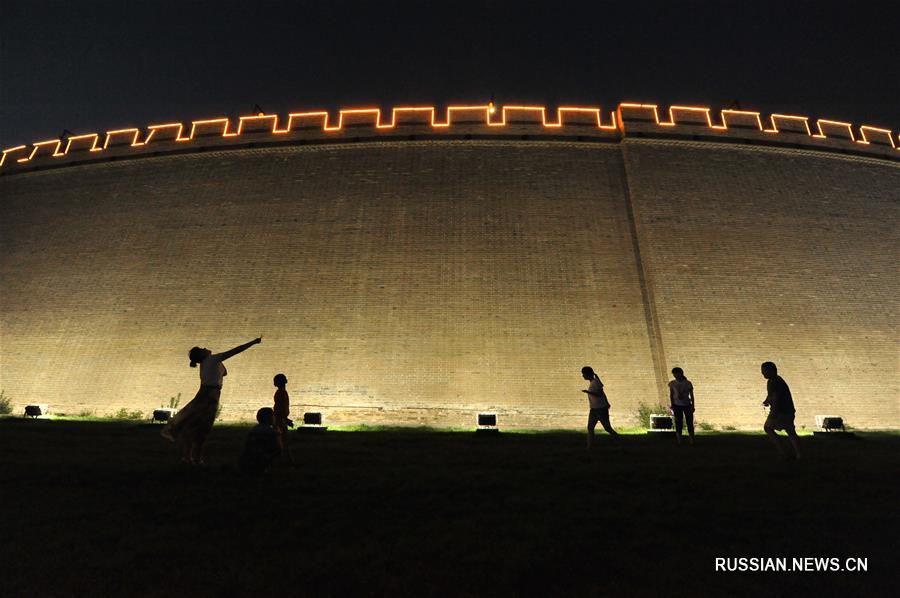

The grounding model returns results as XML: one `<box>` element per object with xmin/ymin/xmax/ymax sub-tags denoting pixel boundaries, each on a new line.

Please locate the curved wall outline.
<box><xmin>2</xmin><ymin>101</ymin><xmax>897</xmax><ymax>174</ymax></box>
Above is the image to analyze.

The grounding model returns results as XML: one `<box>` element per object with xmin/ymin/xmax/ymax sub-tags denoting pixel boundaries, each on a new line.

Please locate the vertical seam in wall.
<box><xmin>618</xmin><ymin>144</ymin><xmax>669</xmax><ymax>403</ymax></box>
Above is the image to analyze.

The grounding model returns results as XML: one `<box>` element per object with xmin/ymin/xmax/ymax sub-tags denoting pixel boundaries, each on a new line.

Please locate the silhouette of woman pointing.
<box><xmin>162</xmin><ymin>337</ymin><xmax>262</xmax><ymax>464</ymax></box>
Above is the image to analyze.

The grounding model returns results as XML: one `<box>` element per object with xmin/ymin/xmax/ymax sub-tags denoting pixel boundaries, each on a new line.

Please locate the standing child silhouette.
<box><xmin>272</xmin><ymin>373</ymin><xmax>294</xmax><ymax>464</ymax></box>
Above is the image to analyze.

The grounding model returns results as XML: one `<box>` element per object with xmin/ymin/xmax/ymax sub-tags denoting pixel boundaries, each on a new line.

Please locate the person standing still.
<box><xmin>580</xmin><ymin>366</ymin><xmax>619</xmax><ymax>449</ymax></box>
<box><xmin>668</xmin><ymin>367</ymin><xmax>695</xmax><ymax>445</ymax></box>
<box><xmin>272</xmin><ymin>373</ymin><xmax>294</xmax><ymax>464</ymax></box>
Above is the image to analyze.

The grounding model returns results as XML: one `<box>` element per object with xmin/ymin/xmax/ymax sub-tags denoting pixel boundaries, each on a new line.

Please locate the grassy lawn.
<box><xmin>0</xmin><ymin>419</ymin><xmax>896</xmax><ymax>597</ymax></box>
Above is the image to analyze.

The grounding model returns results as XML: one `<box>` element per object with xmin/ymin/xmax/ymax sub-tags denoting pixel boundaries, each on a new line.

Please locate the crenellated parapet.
<box><xmin>2</xmin><ymin>102</ymin><xmax>897</xmax><ymax>175</ymax></box>
<box><xmin>616</xmin><ymin>103</ymin><xmax>897</xmax><ymax>159</ymax></box>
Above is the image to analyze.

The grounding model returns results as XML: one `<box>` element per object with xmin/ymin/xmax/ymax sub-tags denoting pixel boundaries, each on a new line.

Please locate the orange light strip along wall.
<box><xmin>3</xmin><ymin>102</ymin><xmax>897</xmax><ymax>169</ymax></box>
<box><xmin>615</xmin><ymin>103</ymin><xmax>897</xmax><ymax>148</ymax></box>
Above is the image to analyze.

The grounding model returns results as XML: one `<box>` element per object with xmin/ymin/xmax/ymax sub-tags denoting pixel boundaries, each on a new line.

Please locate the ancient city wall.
<box><xmin>1</xmin><ymin>142</ymin><xmax>661</xmax><ymax>427</ymax></box>
<box><xmin>1</xmin><ymin>104</ymin><xmax>897</xmax><ymax>429</ymax></box>
<box><xmin>623</xmin><ymin>140</ymin><xmax>899</xmax><ymax>428</ymax></box>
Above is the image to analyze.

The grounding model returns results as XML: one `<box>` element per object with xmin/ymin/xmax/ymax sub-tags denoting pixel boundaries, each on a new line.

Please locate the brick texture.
<box><xmin>623</xmin><ymin>140</ymin><xmax>899</xmax><ymax>429</ymax></box>
<box><xmin>1</xmin><ymin>139</ymin><xmax>896</xmax><ymax>429</ymax></box>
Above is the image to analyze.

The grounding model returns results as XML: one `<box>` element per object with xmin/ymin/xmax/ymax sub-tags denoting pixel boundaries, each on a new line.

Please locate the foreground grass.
<box><xmin>0</xmin><ymin>420</ymin><xmax>896</xmax><ymax>597</ymax></box>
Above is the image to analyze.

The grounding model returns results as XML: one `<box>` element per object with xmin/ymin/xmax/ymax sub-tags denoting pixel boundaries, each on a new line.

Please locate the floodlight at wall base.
<box><xmin>152</xmin><ymin>408</ymin><xmax>176</xmax><ymax>423</ymax></box>
<box><xmin>298</xmin><ymin>412</ymin><xmax>327</xmax><ymax>433</ymax></box>
<box><xmin>813</xmin><ymin>415</ymin><xmax>854</xmax><ymax>437</ymax></box>
<box><xmin>647</xmin><ymin>414</ymin><xmax>675</xmax><ymax>436</ymax></box>
<box><xmin>650</xmin><ymin>414</ymin><xmax>674</xmax><ymax>429</ymax></box>
<box><xmin>814</xmin><ymin>415</ymin><xmax>845</xmax><ymax>431</ymax></box>
<box><xmin>24</xmin><ymin>404</ymin><xmax>49</xmax><ymax>418</ymax></box>
<box><xmin>476</xmin><ymin>412</ymin><xmax>500</xmax><ymax>435</ymax></box>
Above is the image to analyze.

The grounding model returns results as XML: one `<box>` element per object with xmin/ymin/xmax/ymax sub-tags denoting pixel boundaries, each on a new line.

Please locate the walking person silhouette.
<box><xmin>761</xmin><ymin>361</ymin><xmax>801</xmax><ymax>460</ymax></box>
<box><xmin>162</xmin><ymin>337</ymin><xmax>262</xmax><ymax>464</ymax></box>
<box><xmin>580</xmin><ymin>366</ymin><xmax>619</xmax><ymax>449</ymax></box>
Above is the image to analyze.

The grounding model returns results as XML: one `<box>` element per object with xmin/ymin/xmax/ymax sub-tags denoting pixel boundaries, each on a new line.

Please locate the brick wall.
<box><xmin>1</xmin><ymin>139</ymin><xmax>896</xmax><ymax>429</ymax></box>
<box><xmin>624</xmin><ymin>140</ymin><xmax>899</xmax><ymax>428</ymax></box>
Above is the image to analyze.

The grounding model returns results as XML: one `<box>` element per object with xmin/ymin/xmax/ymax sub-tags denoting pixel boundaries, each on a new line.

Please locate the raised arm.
<box><xmin>217</xmin><ymin>337</ymin><xmax>262</xmax><ymax>361</ymax></box>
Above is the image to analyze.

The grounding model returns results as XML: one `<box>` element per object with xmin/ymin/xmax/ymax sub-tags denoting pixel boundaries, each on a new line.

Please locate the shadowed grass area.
<box><xmin>0</xmin><ymin>418</ymin><xmax>896</xmax><ymax>597</ymax></box>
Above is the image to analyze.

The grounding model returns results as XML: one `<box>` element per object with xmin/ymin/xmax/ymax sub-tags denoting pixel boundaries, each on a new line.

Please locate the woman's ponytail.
<box><xmin>188</xmin><ymin>346</ymin><xmax>205</xmax><ymax>368</ymax></box>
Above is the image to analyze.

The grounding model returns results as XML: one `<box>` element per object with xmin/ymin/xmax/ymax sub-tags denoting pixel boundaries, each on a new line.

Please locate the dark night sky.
<box><xmin>1</xmin><ymin>0</ymin><xmax>897</xmax><ymax>148</ymax></box>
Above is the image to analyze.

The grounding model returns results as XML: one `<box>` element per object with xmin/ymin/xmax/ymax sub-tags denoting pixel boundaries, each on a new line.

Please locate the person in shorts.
<box><xmin>668</xmin><ymin>367</ymin><xmax>695</xmax><ymax>445</ymax></box>
<box><xmin>580</xmin><ymin>366</ymin><xmax>619</xmax><ymax>449</ymax></box>
<box><xmin>761</xmin><ymin>361</ymin><xmax>801</xmax><ymax>460</ymax></box>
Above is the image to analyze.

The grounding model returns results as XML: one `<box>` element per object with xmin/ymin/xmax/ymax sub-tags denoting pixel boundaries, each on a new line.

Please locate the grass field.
<box><xmin>0</xmin><ymin>418</ymin><xmax>896</xmax><ymax>597</ymax></box>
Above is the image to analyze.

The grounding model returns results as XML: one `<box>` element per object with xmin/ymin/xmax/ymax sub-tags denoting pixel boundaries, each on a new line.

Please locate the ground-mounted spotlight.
<box><xmin>152</xmin><ymin>408</ymin><xmax>176</xmax><ymax>423</ymax></box>
<box><xmin>815</xmin><ymin>415</ymin><xmax>844</xmax><ymax>431</ymax></box>
<box><xmin>813</xmin><ymin>415</ymin><xmax>853</xmax><ymax>437</ymax></box>
<box><xmin>647</xmin><ymin>413</ymin><xmax>675</xmax><ymax>437</ymax></box>
<box><xmin>24</xmin><ymin>404</ymin><xmax>49</xmax><ymax>418</ymax></box>
<box><xmin>476</xmin><ymin>412</ymin><xmax>499</xmax><ymax>435</ymax></box>
<box><xmin>298</xmin><ymin>411</ymin><xmax>327</xmax><ymax>433</ymax></box>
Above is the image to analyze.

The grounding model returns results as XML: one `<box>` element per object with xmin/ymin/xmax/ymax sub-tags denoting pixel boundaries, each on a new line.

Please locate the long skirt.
<box><xmin>162</xmin><ymin>386</ymin><xmax>220</xmax><ymax>445</ymax></box>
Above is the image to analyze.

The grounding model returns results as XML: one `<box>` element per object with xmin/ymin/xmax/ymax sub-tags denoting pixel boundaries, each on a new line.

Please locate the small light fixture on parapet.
<box><xmin>24</xmin><ymin>404</ymin><xmax>49</xmax><ymax>418</ymax></box>
<box><xmin>298</xmin><ymin>411</ymin><xmax>327</xmax><ymax>434</ymax></box>
<box><xmin>813</xmin><ymin>415</ymin><xmax>853</xmax><ymax>437</ymax></box>
<box><xmin>152</xmin><ymin>408</ymin><xmax>176</xmax><ymax>423</ymax></box>
<box><xmin>647</xmin><ymin>413</ymin><xmax>675</xmax><ymax>437</ymax></box>
<box><xmin>476</xmin><ymin>412</ymin><xmax>499</xmax><ymax>435</ymax></box>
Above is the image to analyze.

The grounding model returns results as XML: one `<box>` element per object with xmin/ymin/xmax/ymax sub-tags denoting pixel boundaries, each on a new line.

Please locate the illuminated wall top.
<box><xmin>2</xmin><ymin>102</ymin><xmax>897</xmax><ymax>174</ymax></box>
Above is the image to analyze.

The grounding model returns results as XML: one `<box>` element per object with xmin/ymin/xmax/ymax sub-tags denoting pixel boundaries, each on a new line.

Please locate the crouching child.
<box><xmin>239</xmin><ymin>407</ymin><xmax>281</xmax><ymax>475</ymax></box>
